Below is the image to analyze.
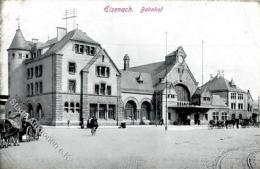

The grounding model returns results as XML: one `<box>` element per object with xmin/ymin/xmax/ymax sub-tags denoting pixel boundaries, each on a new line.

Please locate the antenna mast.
<box><xmin>62</xmin><ymin>9</ymin><xmax>77</xmax><ymax>31</ymax></box>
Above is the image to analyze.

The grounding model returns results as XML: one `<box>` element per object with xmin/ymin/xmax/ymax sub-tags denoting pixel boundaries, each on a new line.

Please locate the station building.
<box><xmin>7</xmin><ymin>26</ymin><xmax>259</xmax><ymax>126</ymax></box>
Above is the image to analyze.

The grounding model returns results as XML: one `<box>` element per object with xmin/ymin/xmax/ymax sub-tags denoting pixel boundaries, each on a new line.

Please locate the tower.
<box><xmin>123</xmin><ymin>54</ymin><xmax>130</xmax><ymax>71</ymax></box>
<box><xmin>7</xmin><ymin>28</ymin><xmax>31</xmax><ymax>98</ymax></box>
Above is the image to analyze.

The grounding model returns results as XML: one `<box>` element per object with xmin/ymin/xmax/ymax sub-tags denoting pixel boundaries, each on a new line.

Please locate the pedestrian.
<box><xmin>67</xmin><ymin>120</ymin><xmax>70</xmax><ymax>127</ymax></box>
<box><xmin>92</xmin><ymin>116</ymin><xmax>99</xmax><ymax>135</ymax></box>
<box><xmin>236</xmin><ymin>118</ymin><xmax>239</xmax><ymax>129</ymax></box>
<box><xmin>89</xmin><ymin>116</ymin><xmax>98</xmax><ymax>136</ymax></box>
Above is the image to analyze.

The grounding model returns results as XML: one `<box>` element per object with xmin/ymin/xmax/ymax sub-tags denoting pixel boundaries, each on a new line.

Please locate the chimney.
<box><xmin>220</xmin><ymin>70</ymin><xmax>224</xmax><ymax>78</ymax></box>
<box><xmin>123</xmin><ymin>54</ymin><xmax>130</xmax><ymax>71</ymax></box>
<box><xmin>32</xmin><ymin>38</ymin><xmax>38</xmax><ymax>44</ymax></box>
<box><xmin>210</xmin><ymin>74</ymin><xmax>214</xmax><ymax>80</ymax></box>
<box><xmin>57</xmin><ymin>27</ymin><xmax>67</xmax><ymax>41</ymax></box>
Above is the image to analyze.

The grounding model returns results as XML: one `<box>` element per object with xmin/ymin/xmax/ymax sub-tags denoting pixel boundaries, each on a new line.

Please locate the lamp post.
<box><xmin>165</xmin><ymin>31</ymin><xmax>168</xmax><ymax>131</ymax></box>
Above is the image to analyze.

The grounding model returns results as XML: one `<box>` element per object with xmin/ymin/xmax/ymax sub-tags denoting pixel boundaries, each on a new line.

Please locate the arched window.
<box><xmin>239</xmin><ymin>114</ymin><xmax>242</xmax><ymax>120</ymax></box>
<box><xmin>70</xmin><ymin>102</ymin><xmax>74</xmax><ymax>113</ymax></box>
<box><xmin>36</xmin><ymin>103</ymin><xmax>44</xmax><ymax>120</ymax></box>
<box><xmin>76</xmin><ymin>102</ymin><xmax>80</xmax><ymax>113</ymax></box>
<box><xmin>64</xmin><ymin>102</ymin><xmax>69</xmax><ymax>112</ymax></box>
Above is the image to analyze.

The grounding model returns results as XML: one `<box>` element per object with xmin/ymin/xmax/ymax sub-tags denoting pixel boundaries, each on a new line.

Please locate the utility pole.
<box><xmin>257</xmin><ymin>96</ymin><xmax>260</xmax><ymax>122</ymax></box>
<box><xmin>165</xmin><ymin>32</ymin><xmax>168</xmax><ymax>131</ymax></box>
<box><xmin>201</xmin><ymin>40</ymin><xmax>204</xmax><ymax>85</ymax></box>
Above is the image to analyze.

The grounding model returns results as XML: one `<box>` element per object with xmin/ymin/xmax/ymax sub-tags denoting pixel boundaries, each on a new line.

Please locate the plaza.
<box><xmin>0</xmin><ymin>126</ymin><xmax>259</xmax><ymax>169</ymax></box>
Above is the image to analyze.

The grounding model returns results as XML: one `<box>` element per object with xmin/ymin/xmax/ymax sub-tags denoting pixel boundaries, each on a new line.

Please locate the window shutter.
<box><xmin>72</xmin><ymin>44</ymin><xmax>75</xmax><ymax>51</ymax></box>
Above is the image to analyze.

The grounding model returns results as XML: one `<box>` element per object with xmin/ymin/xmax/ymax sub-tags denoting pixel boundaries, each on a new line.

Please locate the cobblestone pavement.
<box><xmin>0</xmin><ymin>126</ymin><xmax>259</xmax><ymax>169</ymax></box>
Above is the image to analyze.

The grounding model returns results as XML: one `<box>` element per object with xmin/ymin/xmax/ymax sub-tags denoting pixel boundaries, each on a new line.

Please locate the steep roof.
<box><xmin>194</xmin><ymin>75</ymin><xmax>246</xmax><ymax>96</ymax></box>
<box><xmin>8</xmin><ymin>29</ymin><xmax>31</xmax><ymax>51</ymax></box>
<box><xmin>212</xmin><ymin>95</ymin><xmax>227</xmax><ymax>107</ymax></box>
<box><xmin>128</xmin><ymin>61</ymin><xmax>165</xmax><ymax>74</ymax></box>
<box><xmin>120</xmin><ymin>71</ymin><xmax>154</xmax><ymax>94</ymax></box>
<box><xmin>44</xmin><ymin>29</ymin><xmax>100</xmax><ymax>56</ymax></box>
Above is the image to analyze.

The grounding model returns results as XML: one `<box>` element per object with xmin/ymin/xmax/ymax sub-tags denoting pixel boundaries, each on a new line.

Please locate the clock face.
<box><xmin>178</xmin><ymin>55</ymin><xmax>184</xmax><ymax>63</ymax></box>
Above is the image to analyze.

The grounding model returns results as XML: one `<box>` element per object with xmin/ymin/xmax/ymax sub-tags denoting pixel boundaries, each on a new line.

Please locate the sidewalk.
<box><xmin>42</xmin><ymin>124</ymin><xmax>209</xmax><ymax>130</ymax></box>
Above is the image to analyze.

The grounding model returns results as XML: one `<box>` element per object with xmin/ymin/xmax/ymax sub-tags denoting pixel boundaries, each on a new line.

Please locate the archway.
<box><xmin>174</xmin><ymin>84</ymin><xmax>190</xmax><ymax>101</ymax></box>
<box><xmin>27</xmin><ymin>104</ymin><xmax>33</xmax><ymax>118</ymax></box>
<box><xmin>125</xmin><ymin>100</ymin><xmax>137</xmax><ymax>120</ymax></box>
<box><xmin>141</xmin><ymin>101</ymin><xmax>152</xmax><ymax>120</ymax></box>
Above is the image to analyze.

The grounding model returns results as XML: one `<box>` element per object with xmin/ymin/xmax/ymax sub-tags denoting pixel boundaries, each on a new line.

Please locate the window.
<box><xmin>238</xmin><ymin>94</ymin><xmax>243</xmax><ymax>100</ymax></box>
<box><xmin>12</xmin><ymin>53</ymin><xmax>15</xmax><ymax>59</ymax></box>
<box><xmin>108</xmin><ymin>105</ymin><xmax>115</xmax><ymax>119</ymax></box>
<box><xmin>70</xmin><ymin>102</ymin><xmax>74</xmax><ymax>113</ymax></box>
<box><xmin>100</xmin><ymin>83</ymin><xmax>106</xmax><ymax>95</ymax></box>
<box><xmin>74</xmin><ymin>44</ymin><xmax>84</xmax><ymax>54</ymax></box>
<box><xmin>27</xmin><ymin>69</ymin><xmax>30</xmax><ymax>79</ymax></box>
<box><xmin>107</xmin><ymin>86</ymin><xmax>111</xmax><ymax>95</ymax></box>
<box><xmin>35</xmin><ymin>82</ymin><xmax>38</xmax><ymax>95</ymax></box>
<box><xmin>90</xmin><ymin>47</ymin><xmax>95</xmax><ymax>55</ymax></box>
<box><xmin>76</xmin><ymin>103</ymin><xmax>80</xmax><ymax>113</ymax></box>
<box><xmin>231</xmin><ymin>93</ymin><xmax>236</xmax><ymax>99</ymax></box>
<box><xmin>79</xmin><ymin>45</ymin><xmax>84</xmax><ymax>54</ymax></box>
<box><xmin>39</xmin><ymin>81</ymin><xmax>43</xmax><ymax>94</ymax></box>
<box><xmin>64</xmin><ymin>102</ymin><xmax>69</xmax><ymax>112</ymax></box>
<box><xmin>101</xmin><ymin>67</ymin><xmax>106</xmax><ymax>77</ymax></box>
<box><xmin>90</xmin><ymin>104</ymin><xmax>97</xmax><ymax>117</ymax></box>
<box><xmin>26</xmin><ymin>54</ymin><xmax>29</xmax><ymax>59</ymax></box>
<box><xmin>95</xmin><ymin>84</ymin><xmax>99</xmax><ymax>95</ymax></box>
<box><xmin>203</xmin><ymin>97</ymin><xmax>210</xmax><ymax>101</ymax></box>
<box><xmin>231</xmin><ymin>103</ymin><xmax>236</xmax><ymax>110</ymax></box>
<box><xmin>68</xmin><ymin>80</ymin><xmax>76</xmax><ymax>93</ymax></box>
<box><xmin>171</xmin><ymin>95</ymin><xmax>175</xmax><ymax>98</ymax></box>
<box><xmin>106</xmin><ymin>67</ymin><xmax>110</xmax><ymax>77</ymax></box>
<box><xmin>238</xmin><ymin>103</ymin><xmax>243</xmax><ymax>110</ymax></box>
<box><xmin>68</xmin><ymin>62</ymin><xmax>76</xmax><ymax>74</ymax></box>
<box><xmin>168</xmin><ymin>112</ymin><xmax>171</xmax><ymax>120</ymax></box>
<box><xmin>96</xmin><ymin>66</ymin><xmax>110</xmax><ymax>78</ymax></box>
<box><xmin>30</xmin><ymin>83</ymin><xmax>34</xmax><ymax>96</ymax></box>
<box><xmin>102</xmin><ymin>55</ymin><xmax>105</xmax><ymax>62</ymax></box>
<box><xmin>39</xmin><ymin>65</ymin><xmax>42</xmax><ymax>77</ymax></box>
<box><xmin>85</xmin><ymin>46</ymin><xmax>90</xmax><ymax>54</ymax></box>
<box><xmin>19</xmin><ymin>53</ymin><xmax>22</xmax><ymax>59</ymax></box>
<box><xmin>31</xmin><ymin>67</ymin><xmax>34</xmax><ymax>78</ymax></box>
<box><xmin>27</xmin><ymin>84</ymin><xmax>30</xmax><ymax>96</ymax></box>
<box><xmin>221</xmin><ymin>112</ymin><xmax>227</xmax><ymax>121</ymax></box>
<box><xmin>99</xmin><ymin>104</ymin><xmax>106</xmax><ymax>119</ymax></box>
<box><xmin>35</xmin><ymin>66</ymin><xmax>39</xmax><ymax>77</ymax></box>
<box><xmin>213</xmin><ymin>112</ymin><xmax>219</xmax><ymax>121</ymax></box>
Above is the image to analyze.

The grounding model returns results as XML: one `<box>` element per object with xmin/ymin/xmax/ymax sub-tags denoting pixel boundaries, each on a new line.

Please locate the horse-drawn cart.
<box><xmin>0</xmin><ymin>111</ymin><xmax>42</xmax><ymax>148</ymax></box>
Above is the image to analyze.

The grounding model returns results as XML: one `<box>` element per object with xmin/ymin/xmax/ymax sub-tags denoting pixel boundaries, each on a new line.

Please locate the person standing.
<box><xmin>89</xmin><ymin>116</ymin><xmax>98</xmax><ymax>136</ymax></box>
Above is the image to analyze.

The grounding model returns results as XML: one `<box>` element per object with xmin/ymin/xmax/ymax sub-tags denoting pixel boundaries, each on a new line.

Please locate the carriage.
<box><xmin>0</xmin><ymin>111</ymin><xmax>42</xmax><ymax>148</ymax></box>
<box><xmin>208</xmin><ymin>120</ymin><xmax>225</xmax><ymax>129</ymax></box>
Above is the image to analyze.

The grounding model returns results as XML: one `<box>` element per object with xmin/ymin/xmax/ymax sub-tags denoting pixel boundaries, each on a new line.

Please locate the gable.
<box><xmin>82</xmin><ymin>49</ymin><xmax>121</xmax><ymax>75</ymax></box>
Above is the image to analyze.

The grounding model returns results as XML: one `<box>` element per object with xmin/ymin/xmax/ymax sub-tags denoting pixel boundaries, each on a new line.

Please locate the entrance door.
<box><xmin>178</xmin><ymin>112</ymin><xmax>190</xmax><ymax>125</ymax></box>
<box><xmin>194</xmin><ymin>113</ymin><xmax>199</xmax><ymax>125</ymax></box>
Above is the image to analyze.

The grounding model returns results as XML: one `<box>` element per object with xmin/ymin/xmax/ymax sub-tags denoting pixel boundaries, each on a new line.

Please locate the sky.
<box><xmin>1</xmin><ymin>0</ymin><xmax>260</xmax><ymax>99</ymax></box>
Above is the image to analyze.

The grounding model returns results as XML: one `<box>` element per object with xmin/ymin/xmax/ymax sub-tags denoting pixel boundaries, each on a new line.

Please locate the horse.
<box><xmin>225</xmin><ymin>119</ymin><xmax>235</xmax><ymax>129</ymax></box>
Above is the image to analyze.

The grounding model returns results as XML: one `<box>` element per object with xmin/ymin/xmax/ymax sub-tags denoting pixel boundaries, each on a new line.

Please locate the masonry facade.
<box><xmin>7</xmin><ymin>26</ymin><xmax>259</xmax><ymax>126</ymax></box>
